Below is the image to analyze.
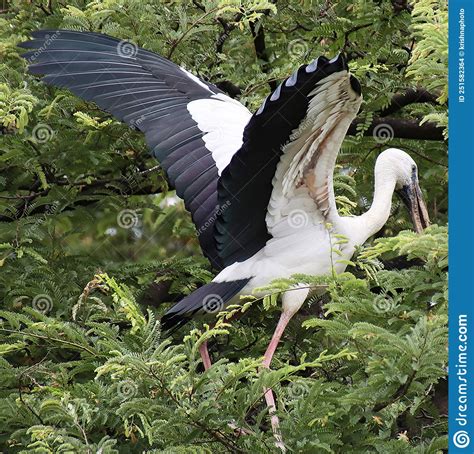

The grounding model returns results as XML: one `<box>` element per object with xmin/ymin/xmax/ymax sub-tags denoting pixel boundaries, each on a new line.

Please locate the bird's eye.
<box><xmin>412</xmin><ymin>165</ymin><xmax>416</xmax><ymax>172</ymax></box>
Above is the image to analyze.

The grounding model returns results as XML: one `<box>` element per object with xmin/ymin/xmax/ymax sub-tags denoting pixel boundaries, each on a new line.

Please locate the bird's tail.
<box><xmin>161</xmin><ymin>278</ymin><xmax>250</xmax><ymax>332</ymax></box>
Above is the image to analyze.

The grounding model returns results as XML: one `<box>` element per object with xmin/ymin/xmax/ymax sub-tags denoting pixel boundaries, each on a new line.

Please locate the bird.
<box><xmin>20</xmin><ymin>30</ymin><xmax>430</xmax><ymax>447</ymax></box>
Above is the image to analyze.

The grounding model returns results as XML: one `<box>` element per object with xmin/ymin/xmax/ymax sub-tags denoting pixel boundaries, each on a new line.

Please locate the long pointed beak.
<box><xmin>396</xmin><ymin>175</ymin><xmax>430</xmax><ymax>234</ymax></box>
<box><xmin>411</xmin><ymin>181</ymin><xmax>430</xmax><ymax>233</ymax></box>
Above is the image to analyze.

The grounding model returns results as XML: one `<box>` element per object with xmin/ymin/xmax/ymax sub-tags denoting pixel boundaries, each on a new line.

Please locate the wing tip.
<box><xmin>305</xmin><ymin>53</ymin><xmax>347</xmax><ymax>74</ymax></box>
<box><xmin>19</xmin><ymin>29</ymin><xmax>122</xmax><ymax>54</ymax></box>
<box><xmin>256</xmin><ymin>52</ymin><xmax>352</xmax><ymax>116</ymax></box>
<box><xmin>304</xmin><ymin>53</ymin><xmax>362</xmax><ymax>97</ymax></box>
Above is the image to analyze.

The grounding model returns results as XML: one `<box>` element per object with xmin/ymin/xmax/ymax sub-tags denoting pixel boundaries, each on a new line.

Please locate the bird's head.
<box><xmin>377</xmin><ymin>148</ymin><xmax>430</xmax><ymax>233</ymax></box>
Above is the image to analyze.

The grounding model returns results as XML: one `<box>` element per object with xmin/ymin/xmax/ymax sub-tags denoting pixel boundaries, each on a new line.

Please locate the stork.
<box><xmin>21</xmin><ymin>30</ymin><xmax>430</xmax><ymax>447</ymax></box>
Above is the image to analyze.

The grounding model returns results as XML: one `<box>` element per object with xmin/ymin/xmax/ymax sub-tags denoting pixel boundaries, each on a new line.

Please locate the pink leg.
<box><xmin>197</xmin><ymin>311</ymin><xmax>246</xmax><ymax>371</ymax></box>
<box><xmin>199</xmin><ymin>340</ymin><xmax>212</xmax><ymax>370</ymax></box>
<box><xmin>262</xmin><ymin>311</ymin><xmax>293</xmax><ymax>368</ymax></box>
<box><xmin>199</xmin><ymin>338</ymin><xmax>253</xmax><ymax>436</ymax></box>
<box><xmin>262</xmin><ymin>311</ymin><xmax>294</xmax><ymax>452</ymax></box>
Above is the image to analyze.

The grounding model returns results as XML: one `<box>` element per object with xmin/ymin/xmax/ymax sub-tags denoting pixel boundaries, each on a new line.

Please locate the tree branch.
<box><xmin>379</xmin><ymin>88</ymin><xmax>440</xmax><ymax>117</ymax></box>
<box><xmin>167</xmin><ymin>6</ymin><xmax>221</xmax><ymax>59</ymax></box>
<box><xmin>391</xmin><ymin>0</ymin><xmax>413</xmax><ymax>13</ymax></box>
<box><xmin>347</xmin><ymin>117</ymin><xmax>445</xmax><ymax>141</ymax></box>
<box><xmin>249</xmin><ymin>21</ymin><xmax>276</xmax><ymax>91</ymax></box>
<box><xmin>214</xmin><ymin>80</ymin><xmax>241</xmax><ymax>98</ymax></box>
<box><xmin>215</xmin><ymin>13</ymin><xmax>243</xmax><ymax>54</ymax></box>
<box><xmin>0</xmin><ymin>168</ymin><xmax>164</xmax><ymax>223</ymax></box>
<box><xmin>192</xmin><ymin>0</ymin><xmax>243</xmax><ymax>54</ymax></box>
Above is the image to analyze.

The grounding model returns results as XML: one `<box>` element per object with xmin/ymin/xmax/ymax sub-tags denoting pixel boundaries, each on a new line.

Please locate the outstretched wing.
<box><xmin>215</xmin><ymin>55</ymin><xmax>362</xmax><ymax>266</ymax></box>
<box><xmin>20</xmin><ymin>30</ymin><xmax>251</xmax><ymax>269</ymax></box>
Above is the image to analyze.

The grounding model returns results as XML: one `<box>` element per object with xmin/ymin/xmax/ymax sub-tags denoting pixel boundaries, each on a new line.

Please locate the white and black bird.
<box><xmin>21</xmin><ymin>30</ymin><xmax>430</xmax><ymax>443</ymax></box>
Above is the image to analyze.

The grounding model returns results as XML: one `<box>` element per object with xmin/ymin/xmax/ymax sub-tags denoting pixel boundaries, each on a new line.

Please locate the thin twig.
<box><xmin>167</xmin><ymin>7</ymin><xmax>222</xmax><ymax>59</ymax></box>
<box><xmin>18</xmin><ymin>354</ymin><xmax>49</xmax><ymax>425</ymax></box>
<box><xmin>0</xmin><ymin>328</ymin><xmax>99</xmax><ymax>356</ymax></box>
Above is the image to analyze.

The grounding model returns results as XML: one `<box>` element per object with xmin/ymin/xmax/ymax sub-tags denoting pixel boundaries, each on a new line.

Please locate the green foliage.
<box><xmin>0</xmin><ymin>83</ymin><xmax>37</xmax><ymax>133</ymax></box>
<box><xmin>0</xmin><ymin>226</ymin><xmax>447</xmax><ymax>452</ymax></box>
<box><xmin>407</xmin><ymin>0</ymin><xmax>448</xmax><ymax>134</ymax></box>
<box><xmin>0</xmin><ymin>0</ymin><xmax>447</xmax><ymax>452</ymax></box>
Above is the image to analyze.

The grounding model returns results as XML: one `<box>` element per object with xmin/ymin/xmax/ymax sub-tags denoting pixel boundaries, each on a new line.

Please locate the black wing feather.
<box><xmin>20</xmin><ymin>29</ymin><xmax>247</xmax><ymax>270</ymax></box>
<box><xmin>215</xmin><ymin>55</ymin><xmax>348</xmax><ymax>266</ymax></box>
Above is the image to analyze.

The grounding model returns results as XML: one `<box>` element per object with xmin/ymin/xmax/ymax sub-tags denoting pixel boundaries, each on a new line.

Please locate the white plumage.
<box><xmin>21</xmin><ymin>32</ymin><xmax>431</xmax><ymax>450</ymax></box>
<box><xmin>186</xmin><ymin>93</ymin><xmax>252</xmax><ymax>174</ymax></box>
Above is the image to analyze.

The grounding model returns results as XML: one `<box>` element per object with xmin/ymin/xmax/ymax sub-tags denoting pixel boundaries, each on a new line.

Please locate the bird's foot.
<box><xmin>264</xmin><ymin>387</ymin><xmax>287</xmax><ymax>452</ymax></box>
<box><xmin>275</xmin><ymin>438</ymin><xmax>287</xmax><ymax>453</ymax></box>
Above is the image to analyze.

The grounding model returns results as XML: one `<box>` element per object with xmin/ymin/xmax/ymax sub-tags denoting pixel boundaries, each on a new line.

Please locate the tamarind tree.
<box><xmin>0</xmin><ymin>1</ymin><xmax>447</xmax><ymax>452</ymax></box>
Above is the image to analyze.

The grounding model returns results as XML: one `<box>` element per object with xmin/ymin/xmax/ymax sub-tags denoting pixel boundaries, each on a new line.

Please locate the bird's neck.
<box><xmin>357</xmin><ymin>170</ymin><xmax>397</xmax><ymax>239</ymax></box>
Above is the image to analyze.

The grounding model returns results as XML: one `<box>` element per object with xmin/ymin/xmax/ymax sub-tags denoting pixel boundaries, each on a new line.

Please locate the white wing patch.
<box><xmin>186</xmin><ymin>93</ymin><xmax>252</xmax><ymax>174</ymax></box>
